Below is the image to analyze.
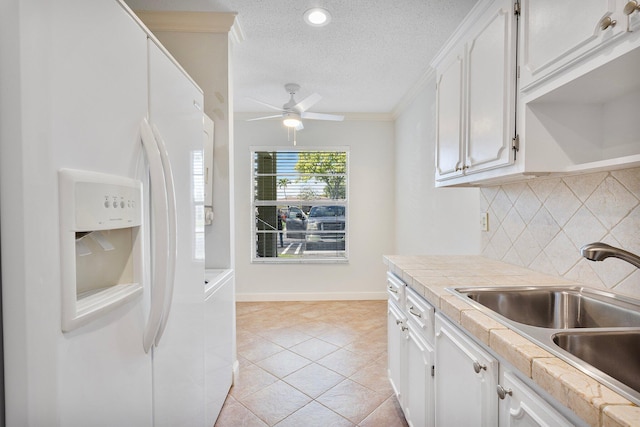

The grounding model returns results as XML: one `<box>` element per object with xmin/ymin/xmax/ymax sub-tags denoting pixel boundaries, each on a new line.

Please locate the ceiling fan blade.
<box><xmin>246</xmin><ymin>97</ymin><xmax>285</xmax><ymax>112</ymax></box>
<box><xmin>293</xmin><ymin>93</ymin><xmax>322</xmax><ymax>112</ymax></box>
<box><xmin>246</xmin><ymin>114</ymin><xmax>282</xmax><ymax>122</ymax></box>
<box><xmin>301</xmin><ymin>111</ymin><xmax>344</xmax><ymax>121</ymax></box>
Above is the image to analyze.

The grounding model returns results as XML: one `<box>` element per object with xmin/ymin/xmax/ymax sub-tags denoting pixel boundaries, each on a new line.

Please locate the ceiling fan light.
<box><xmin>304</xmin><ymin>8</ymin><xmax>331</xmax><ymax>27</ymax></box>
<box><xmin>283</xmin><ymin>112</ymin><xmax>302</xmax><ymax>127</ymax></box>
<box><xmin>283</xmin><ymin>118</ymin><xmax>301</xmax><ymax>127</ymax></box>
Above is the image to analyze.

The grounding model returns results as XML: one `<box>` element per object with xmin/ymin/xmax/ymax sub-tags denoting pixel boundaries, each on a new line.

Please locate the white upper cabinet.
<box><xmin>519</xmin><ymin>0</ymin><xmax>640</xmax><ymax>175</ymax></box>
<box><xmin>433</xmin><ymin>0</ymin><xmax>518</xmax><ymax>184</ymax></box>
<box><xmin>466</xmin><ymin>4</ymin><xmax>517</xmax><ymax>174</ymax></box>
<box><xmin>435</xmin><ymin>53</ymin><xmax>465</xmax><ymax>179</ymax></box>
<box><xmin>519</xmin><ymin>0</ymin><xmax>624</xmax><ymax>91</ymax></box>
<box><xmin>433</xmin><ymin>0</ymin><xmax>640</xmax><ymax>186</ymax></box>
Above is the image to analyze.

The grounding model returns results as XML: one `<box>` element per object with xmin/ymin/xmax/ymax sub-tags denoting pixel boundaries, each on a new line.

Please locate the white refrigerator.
<box><xmin>0</xmin><ymin>0</ymin><xmax>207</xmax><ymax>425</ymax></box>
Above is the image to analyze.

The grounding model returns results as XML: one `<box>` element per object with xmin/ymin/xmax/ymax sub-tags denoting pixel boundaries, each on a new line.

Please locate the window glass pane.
<box><xmin>192</xmin><ymin>150</ymin><xmax>205</xmax><ymax>261</ymax></box>
<box><xmin>252</xmin><ymin>149</ymin><xmax>348</xmax><ymax>262</ymax></box>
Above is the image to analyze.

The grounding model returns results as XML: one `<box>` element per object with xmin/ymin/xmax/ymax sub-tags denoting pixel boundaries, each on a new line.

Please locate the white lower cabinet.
<box><xmin>388</xmin><ymin>300</ymin><xmax>406</xmax><ymax>402</ymax></box>
<box><xmin>204</xmin><ymin>270</ymin><xmax>236</xmax><ymax>426</ymax></box>
<box><xmin>498</xmin><ymin>369</ymin><xmax>574</xmax><ymax>427</ymax></box>
<box><xmin>434</xmin><ymin>313</ymin><xmax>576</xmax><ymax>427</ymax></box>
<box><xmin>405</xmin><ymin>321</ymin><xmax>435</xmax><ymax>427</ymax></box>
<box><xmin>435</xmin><ymin>313</ymin><xmax>499</xmax><ymax>427</ymax></box>
<box><xmin>386</xmin><ymin>267</ymin><xmax>583</xmax><ymax>426</ymax></box>
<box><xmin>387</xmin><ymin>275</ymin><xmax>436</xmax><ymax>427</ymax></box>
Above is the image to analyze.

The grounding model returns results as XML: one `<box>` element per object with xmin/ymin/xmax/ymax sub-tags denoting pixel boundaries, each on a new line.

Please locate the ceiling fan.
<box><xmin>247</xmin><ymin>83</ymin><xmax>344</xmax><ymax>130</ymax></box>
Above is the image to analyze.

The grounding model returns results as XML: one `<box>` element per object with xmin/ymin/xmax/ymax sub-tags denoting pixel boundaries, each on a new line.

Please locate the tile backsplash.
<box><xmin>480</xmin><ymin>167</ymin><xmax>640</xmax><ymax>299</ymax></box>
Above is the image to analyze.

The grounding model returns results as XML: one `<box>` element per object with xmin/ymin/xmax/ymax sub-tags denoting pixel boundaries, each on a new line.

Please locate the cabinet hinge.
<box><xmin>431</xmin><ymin>365</ymin><xmax>435</xmax><ymax>377</ymax></box>
<box><xmin>512</xmin><ymin>134</ymin><xmax>520</xmax><ymax>161</ymax></box>
<box><xmin>514</xmin><ymin>1</ymin><xmax>521</xmax><ymax>16</ymax></box>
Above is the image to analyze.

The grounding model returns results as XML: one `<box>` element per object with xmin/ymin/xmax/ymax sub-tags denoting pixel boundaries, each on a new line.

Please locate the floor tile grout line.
<box><xmin>274</xmin><ymin>397</ymin><xmax>355</xmax><ymax>427</ymax></box>
<box><xmin>220</xmin><ymin>301</ymin><xmax>402</xmax><ymax>427</ymax></box>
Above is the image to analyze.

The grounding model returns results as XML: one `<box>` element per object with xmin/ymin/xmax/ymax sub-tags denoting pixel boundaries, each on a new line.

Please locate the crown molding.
<box><xmin>134</xmin><ymin>11</ymin><xmax>238</xmax><ymax>34</ymax></box>
<box><xmin>430</xmin><ymin>0</ymin><xmax>494</xmax><ymax>68</ymax></box>
<box><xmin>392</xmin><ymin>67</ymin><xmax>436</xmax><ymax>119</ymax></box>
<box><xmin>229</xmin><ymin>16</ymin><xmax>245</xmax><ymax>44</ymax></box>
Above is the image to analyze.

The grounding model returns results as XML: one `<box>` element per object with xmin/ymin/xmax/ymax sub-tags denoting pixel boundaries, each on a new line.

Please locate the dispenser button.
<box><xmin>104</xmin><ymin>201</ymin><xmax>110</xmax><ymax>208</ymax></box>
<box><xmin>112</xmin><ymin>201</ymin><xmax>118</xmax><ymax>208</ymax></box>
<box><xmin>120</xmin><ymin>201</ymin><xmax>125</xmax><ymax>208</ymax></box>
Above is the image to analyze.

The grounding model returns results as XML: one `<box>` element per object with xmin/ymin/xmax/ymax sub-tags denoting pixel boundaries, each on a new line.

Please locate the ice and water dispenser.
<box><xmin>59</xmin><ymin>169</ymin><xmax>144</xmax><ymax>332</ymax></box>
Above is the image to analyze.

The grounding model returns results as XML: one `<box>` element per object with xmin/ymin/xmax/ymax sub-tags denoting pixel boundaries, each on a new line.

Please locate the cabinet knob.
<box><xmin>401</xmin><ymin>325</ymin><xmax>409</xmax><ymax>331</ymax></box>
<box><xmin>599</xmin><ymin>16</ymin><xmax>617</xmax><ymax>31</ymax></box>
<box><xmin>473</xmin><ymin>361</ymin><xmax>487</xmax><ymax>373</ymax></box>
<box><xmin>388</xmin><ymin>286</ymin><xmax>398</xmax><ymax>294</ymax></box>
<box><xmin>497</xmin><ymin>384</ymin><xmax>513</xmax><ymax>400</ymax></box>
<box><xmin>409</xmin><ymin>306</ymin><xmax>422</xmax><ymax>318</ymax></box>
<box><xmin>624</xmin><ymin>0</ymin><xmax>640</xmax><ymax>15</ymax></box>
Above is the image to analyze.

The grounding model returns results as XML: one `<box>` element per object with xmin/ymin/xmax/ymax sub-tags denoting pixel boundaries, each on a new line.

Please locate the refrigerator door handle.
<box><xmin>140</xmin><ymin>118</ymin><xmax>169</xmax><ymax>353</ymax></box>
<box><xmin>150</xmin><ymin>125</ymin><xmax>177</xmax><ymax>347</ymax></box>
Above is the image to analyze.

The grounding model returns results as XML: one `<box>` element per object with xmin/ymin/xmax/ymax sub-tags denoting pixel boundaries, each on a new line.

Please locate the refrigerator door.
<box><xmin>1</xmin><ymin>0</ymin><xmax>154</xmax><ymax>425</ymax></box>
<box><xmin>147</xmin><ymin>39</ymin><xmax>206</xmax><ymax>427</ymax></box>
<box><xmin>51</xmin><ymin>2</ymin><xmax>154</xmax><ymax>426</ymax></box>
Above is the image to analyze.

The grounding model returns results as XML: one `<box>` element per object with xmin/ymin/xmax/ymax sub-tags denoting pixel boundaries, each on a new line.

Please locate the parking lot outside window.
<box><xmin>251</xmin><ymin>148</ymin><xmax>348</xmax><ymax>263</ymax></box>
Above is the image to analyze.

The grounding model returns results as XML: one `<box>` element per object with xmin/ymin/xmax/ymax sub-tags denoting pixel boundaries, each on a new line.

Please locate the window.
<box><xmin>252</xmin><ymin>148</ymin><xmax>348</xmax><ymax>263</ymax></box>
<box><xmin>192</xmin><ymin>150</ymin><xmax>205</xmax><ymax>261</ymax></box>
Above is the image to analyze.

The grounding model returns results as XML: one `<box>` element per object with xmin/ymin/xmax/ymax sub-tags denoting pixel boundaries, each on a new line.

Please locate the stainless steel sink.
<box><xmin>448</xmin><ymin>285</ymin><xmax>640</xmax><ymax>406</ymax></box>
<box><xmin>458</xmin><ymin>286</ymin><xmax>640</xmax><ymax>329</ymax></box>
<box><xmin>553</xmin><ymin>331</ymin><xmax>640</xmax><ymax>394</ymax></box>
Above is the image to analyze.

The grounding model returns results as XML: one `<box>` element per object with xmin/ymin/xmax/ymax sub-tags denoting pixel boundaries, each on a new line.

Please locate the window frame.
<box><xmin>250</xmin><ymin>146</ymin><xmax>350</xmax><ymax>264</ymax></box>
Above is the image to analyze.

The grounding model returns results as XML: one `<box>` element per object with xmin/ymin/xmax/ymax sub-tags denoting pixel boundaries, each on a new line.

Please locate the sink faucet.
<box><xmin>581</xmin><ymin>242</ymin><xmax>640</xmax><ymax>269</ymax></box>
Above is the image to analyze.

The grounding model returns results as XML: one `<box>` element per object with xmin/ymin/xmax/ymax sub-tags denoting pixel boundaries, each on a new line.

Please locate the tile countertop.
<box><xmin>383</xmin><ymin>255</ymin><xmax>640</xmax><ymax>427</ymax></box>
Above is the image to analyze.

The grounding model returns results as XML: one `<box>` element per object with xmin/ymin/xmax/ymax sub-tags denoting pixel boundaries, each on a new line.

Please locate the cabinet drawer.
<box><xmin>386</xmin><ymin>272</ymin><xmax>405</xmax><ymax>304</ymax></box>
<box><xmin>406</xmin><ymin>286</ymin><xmax>435</xmax><ymax>343</ymax></box>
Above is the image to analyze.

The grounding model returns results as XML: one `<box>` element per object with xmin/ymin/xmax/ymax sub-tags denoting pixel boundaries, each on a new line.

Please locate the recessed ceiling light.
<box><xmin>304</xmin><ymin>8</ymin><xmax>331</xmax><ymax>27</ymax></box>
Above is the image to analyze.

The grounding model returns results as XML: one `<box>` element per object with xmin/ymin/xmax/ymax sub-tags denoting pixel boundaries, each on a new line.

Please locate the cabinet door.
<box><xmin>406</xmin><ymin>286</ymin><xmax>435</xmax><ymax>344</ymax></box>
<box><xmin>387</xmin><ymin>272</ymin><xmax>405</xmax><ymax>305</ymax></box>
<box><xmin>435</xmin><ymin>314</ymin><xmax>498</xmax><ymax>427</ymax></box>
<box><xmin>519</xmin><ymin>0</ymin><xmax>623</xmax><ymax>89</ymax></box>
<box><xmin>498</xmin><ymin>370</ymin><xmax>574</xmax><ymax>427</ymax></box>
<box><xmin>466</xmin><ymin>0</ymin><xmax>517</xmax><ymax>174</ymax></box>
<box><xmin>435</xmin><ymin>52</ymin><xmax>465</xmax><ymax>180</ymax></box>
<box><xmin>388</xmin><ymin>301</ymin><xmax>407</xmax><ymax>403</ymax></box>
<box><xmin>405</xmin><ymin>323</ymin><xmax>435</xmax><ymax>427</ymax></box>
<box><xmin>205</xmin><ymin>275</ymin><xmax>235</xmax><ymax>426</ymax></box>
<box><xmin>628</xmin><ymin>0</ymin><xmax>640</xmax><ymax>32</ymax></box>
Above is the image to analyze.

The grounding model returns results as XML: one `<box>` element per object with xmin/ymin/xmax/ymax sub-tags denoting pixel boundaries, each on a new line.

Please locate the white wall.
<box><xmin>234</xmin><ymin>118</ymin><xmax>395</xmax><ymax>300</ymax></box>
<box><xmin>394</xmin><ymin>74</ymin><xmax>481</xmax><ymax>254</ymax></box>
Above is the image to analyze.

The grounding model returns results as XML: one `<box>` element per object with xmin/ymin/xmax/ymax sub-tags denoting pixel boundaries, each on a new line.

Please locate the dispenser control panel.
<box><xmin>58</xmin><ymin>168</ymin><xmax>144</xmax><ymax>332</ymax></box>
<box><xmin>59</xmin><ymin>169</ymin><xmax>142</xmax><ymax>231</ymax></box>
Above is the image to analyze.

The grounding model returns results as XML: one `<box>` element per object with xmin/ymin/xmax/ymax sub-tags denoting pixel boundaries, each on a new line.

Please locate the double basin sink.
<box><xmin>450</xmin><ymin>285</ymin><xmax>640</xmax><ymax>405</ymax></box>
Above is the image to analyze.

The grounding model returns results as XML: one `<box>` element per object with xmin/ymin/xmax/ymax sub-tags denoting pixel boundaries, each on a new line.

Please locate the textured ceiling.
<box><xmin>125</xmin><ymin>0</ymin><xmax>477</xmax><ymax>114</ymax></box>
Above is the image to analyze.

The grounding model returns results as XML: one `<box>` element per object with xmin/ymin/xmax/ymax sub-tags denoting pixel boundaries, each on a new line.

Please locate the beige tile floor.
<box><xmin>214</xmin><ymin>300</ymin><xmax>408</xmax><ymax>427</ymax></box>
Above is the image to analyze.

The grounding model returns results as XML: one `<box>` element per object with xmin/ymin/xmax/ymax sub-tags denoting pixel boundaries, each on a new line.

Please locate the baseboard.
<box><xmin>235</xmin><ymin>291</ymin><xmax>387</xmax><ymax>302</ymax></box>
<box><xmin>232</xmin><ymin>360</ymin><xmax>240</xmax><ymax>385</ymax></box>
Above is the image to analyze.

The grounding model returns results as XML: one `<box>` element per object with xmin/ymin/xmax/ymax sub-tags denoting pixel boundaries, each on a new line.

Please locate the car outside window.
<box><xmin>252</xmin><ymin>149</ymin><xmax>348</xmax><ymax>263</ymax></box>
